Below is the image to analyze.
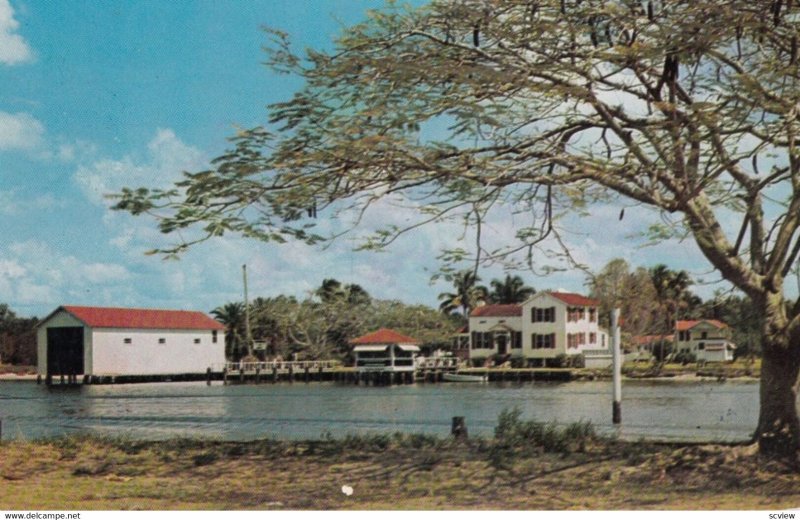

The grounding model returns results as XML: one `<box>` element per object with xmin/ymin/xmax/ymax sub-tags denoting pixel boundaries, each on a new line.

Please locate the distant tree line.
<box><xmin>588</xmin><ymin>259</ymin><xmax>761</xmax><ymax>358</ymax></box>
<box><xmin>213</xmin><ymin>278</ymin><xmax>462</xmax><ymax>362</ymax></box>
<box><xmin>0</xmin><ymin>304</ymin><xmax>37</xmax><ymax>366</ymax></box>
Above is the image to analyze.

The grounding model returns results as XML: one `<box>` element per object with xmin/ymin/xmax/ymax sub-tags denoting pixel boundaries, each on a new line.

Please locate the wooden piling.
<box><xmin>239</xmin><ymin>367</ymin><xmax>245</xmax><ymax>383</ymax></box>
<box><xmin>304</xmin><ymin>366</ymin><xmax>310</xmax><ymax>383</ymax></box>
<box><xmin>255</xmin><ymin>367</ymin><xmax>261</xmax><ymax>384</ymax></box>
<box><xmin>223</xmin><ymin>368</ymin><xmax>228</xmax><ymax>385</ymax></box>
<box><xmin>206</xmin><ymin>367</ymin><xmax>212</xmax><ymax>386</ymax></box>
<box><xmin>451</xmin><ymin>416</ymin><xmax>468</xmax><ymax>439</ymax></box>
<box><xmin>272</xmin><ymin>366</ymin><xmax>278</xmax><ymax>383</ymax></box>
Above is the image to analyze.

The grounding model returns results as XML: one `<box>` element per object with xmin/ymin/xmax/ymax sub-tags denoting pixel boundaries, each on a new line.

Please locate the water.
<box><xmin>0</xmin><ymin>380</ymin><xmax>759</xmax><ymax>442</ymax></box>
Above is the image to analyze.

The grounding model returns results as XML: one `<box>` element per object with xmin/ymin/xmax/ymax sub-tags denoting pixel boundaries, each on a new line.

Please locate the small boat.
<box><xmin>442</xmin><ymin>372</ymin><xmax>488</xmax><ymax>383</ymax></box>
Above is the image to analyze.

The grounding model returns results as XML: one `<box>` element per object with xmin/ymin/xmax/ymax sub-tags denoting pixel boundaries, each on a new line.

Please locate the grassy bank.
<box><xmin>1</xmin><ymin>418</ymin><xmax>798</xmax><ymax>510</ymax></box>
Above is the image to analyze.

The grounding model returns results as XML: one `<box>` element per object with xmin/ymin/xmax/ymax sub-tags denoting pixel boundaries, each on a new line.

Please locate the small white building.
<box><xmin>674</xmin><ymin>319</ymin><xmax>736</xmax><ymax>362</ymax></box>
<box><xmin>468</xmin><ymin>292</ymin><xmax>610</xmax><ymax>367</ymax></box>
<box><xmin>351</xmin><ymin>328</ymin><xmax>420</xmax><ymax>373</ymax></box>
<box><xmin>37</xmin><ymin>305</ymin><xmax>226</xmax><ymax>378</ymax></box>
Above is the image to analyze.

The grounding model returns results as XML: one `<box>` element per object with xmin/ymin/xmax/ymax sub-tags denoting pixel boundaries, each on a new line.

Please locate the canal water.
<box><xmin>0</xmin><ymin>379</ymin><xmax>759</xmax><ymax>442</ymax></box>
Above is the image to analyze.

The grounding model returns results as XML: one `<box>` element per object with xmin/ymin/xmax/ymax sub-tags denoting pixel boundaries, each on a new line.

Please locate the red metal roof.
<box><xmin>58</xmin><ymin>306</ymin><xmax>225</xmax><ymax>331</ymax></box>
<box><xmin>676</xmin><ymin>319</ymin><xmax>728</xmax><ymax>331</ymax></box>
<box><xmin>548</xmin><ymin>292</ymin><xmax>600</xmax><ymax>306</ymax></box>
<box><xmin>470</xmin><ymin>304</ymin><xmax>523</xmax><ymax>317</ymax></box>
<box><xmin>350</xmin><ymin>328</ymin><xmax>418</xmax><ymax>345</ymax></box>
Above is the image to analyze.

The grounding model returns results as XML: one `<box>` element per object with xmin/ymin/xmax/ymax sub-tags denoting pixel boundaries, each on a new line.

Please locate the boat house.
<box><xmin>350</xmin><ymin>328</ymin><xmax>420</xmax><ymax>374</ymax></box>
<box><xmin>37</xmin><ymin>305</ymin><xmax>226</xmax><ymax>382</ymax></box>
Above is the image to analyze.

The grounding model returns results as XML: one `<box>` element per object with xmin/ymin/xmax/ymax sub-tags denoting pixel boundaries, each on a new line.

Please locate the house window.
<box><xmin>532</xmin><ymin>333</ymin><xmax>556</xmax><ymax>349</ymax></box>
<box><xmin>567</xmin><ymin>307</ymin><xmax>586</xmax><ymax>322</ymax></box>
<box><xmin>701</xmin><ymin>331</ymin><xmax>708</xmax><ymax>339</ymax></box>
<box><xmin>511</xmin><ymin>331</ymin><xmax>522</xmax><ymax>349</ymax></box>
<box><xmin>212</xmin><ymin>330</ymin><xmax>218</xmax><ymax>344</ymax></box>
<box><xmin>678</xmin><ymin>331</ymin><xmax>691</xmax><ymax>342</ymax></box>
<box><xmin>588</xmin><ymin>308</ymin><xmax>596</xmax><ymax>322</ymax></box>
<box><xmin>531</xmin><ymin>306</ymin><xmax>556</xmax><ymax>323</ymax></box>
<box><xmin>698</xmin><ymin>342</ymin><xmax>705</xmax><ymax>350</ymax></box>
<box><xmin>194</xmin><ymin>338</ymin><xmax>201</xmax><ymax>344</ymax></box>
<box><xmin>470</xmin><ymin>331</ymin><xmax>494</xmax><ymax>349</ymax></box>
<box><xmin>123</xmin><ymin>338</ymin><xmax>132</xmax><ymax>344</ymax></box>
<box><xmin>158</xmin><ymin>338</ymin><xmax>166</xmax><ymax>344</ymax></box>
<box><xmin>589</xmin><ymin>332</ymin><xmax>597</xmax><ymax>344</ymax></box>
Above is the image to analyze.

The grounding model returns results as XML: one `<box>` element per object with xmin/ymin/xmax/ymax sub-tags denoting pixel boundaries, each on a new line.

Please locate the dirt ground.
<box><xmin>1</xmin><ymin>435</ymin><xmax>799</xmax><ymax>510</ymax></box>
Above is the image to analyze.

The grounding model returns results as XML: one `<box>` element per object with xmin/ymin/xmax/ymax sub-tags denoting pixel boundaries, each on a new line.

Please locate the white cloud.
<box><xmin>0</xmin><ymin>0</ymin><xmax>33</xmax><ymax>65</ymax></box>
<box><xmin>0</xmin><ymin>240</ymin><xmax>132</xmax><ymax>309</ymax></box>
<box><xmin>0</xmin><ymin>111</ymin><xmax>44</xmax><ymax>151</ymax></box>
<box><xmin>74</xmin><ymin>128</ymin><xmax>206</xmax><ymax>205</ymax></box>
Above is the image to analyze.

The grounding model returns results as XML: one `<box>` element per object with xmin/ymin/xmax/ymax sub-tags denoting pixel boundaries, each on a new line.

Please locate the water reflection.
<box><xmin>0</xmin><ymin>379</ymin><xmax>759</xmax><ymax>442</ymax></box>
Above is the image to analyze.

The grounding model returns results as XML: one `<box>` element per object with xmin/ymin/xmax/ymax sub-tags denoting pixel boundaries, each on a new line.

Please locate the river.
<box><xmin>0</xmin><ymin>379</ymin><xmax>758</xmax><ymax>442</ymax></box>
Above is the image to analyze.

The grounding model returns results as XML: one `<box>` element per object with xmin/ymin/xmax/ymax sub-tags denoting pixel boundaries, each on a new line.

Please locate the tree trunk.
<box><xmin>755</xmin><ymin>324</ymin><xmax>800</xmax><ymax>460</ymax></box>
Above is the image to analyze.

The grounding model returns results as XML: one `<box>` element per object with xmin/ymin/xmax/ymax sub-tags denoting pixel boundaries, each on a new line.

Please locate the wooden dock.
<box><xmin>38</xmin><ymin>360</ymin><xmax>578</xmax><ymax>386</ymax></box>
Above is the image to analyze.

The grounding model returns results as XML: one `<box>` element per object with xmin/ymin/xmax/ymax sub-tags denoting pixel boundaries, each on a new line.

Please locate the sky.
<box><xmin>0</xmin><ymin>0</ymin><xmax>732</xmax><ymax>318</ymax></box>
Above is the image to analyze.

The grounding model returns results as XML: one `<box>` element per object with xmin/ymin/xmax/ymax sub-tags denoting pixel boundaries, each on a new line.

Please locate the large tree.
<box><xmin>115</xmin><ymin>1</ymin><xmax>800</xmax><ymax>459</ymax></box>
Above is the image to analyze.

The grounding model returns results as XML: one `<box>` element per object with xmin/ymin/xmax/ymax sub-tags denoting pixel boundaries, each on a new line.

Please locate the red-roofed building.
<box><xmin>466</xmin><ymin>291</ymin><xmax>610</xmax><ymax>368</ymax></box>
<box><xmin>350</xmin><ymin>328</ymin><xmax>419</xmax><ymax>374</ymax></box>
<box><xmin>37</xmin><ymin>305</ymin><xmax>226</xmax><ymax>379</ymax></box>
<box><xmin>674</xmin><ymin>319</ymin><xmax>735</xmax><ymax>362</ymax></box>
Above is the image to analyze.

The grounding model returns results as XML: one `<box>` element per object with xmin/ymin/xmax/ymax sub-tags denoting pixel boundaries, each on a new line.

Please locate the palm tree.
<box><xmin>315</xmin><ymin>278</ymin><xmax>371</xmax><ymax>305</ymax></box>
<box><xmin>489</xmin><ymin>274</ymin><xmax>535</xmax><ymax>304</ymax></box>
<box><xmin>438</xmin><ymin>270</ymin><xmax>488</xmax><ymax>317</ymax></box>
<box><xmin>212</xmin><ymin>302</ymin><xmax>246</xmax><ymax>360</ymax></box>
<box><xmin>649</xmin><ymin>265</ymin><xmax>693</xmax><ymax>362</ymax></box>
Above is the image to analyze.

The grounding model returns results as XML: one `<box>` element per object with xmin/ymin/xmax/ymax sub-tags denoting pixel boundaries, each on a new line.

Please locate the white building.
<box><xmin>350</xmin><ymin>328</ymin><xmax>420</xmax><ymax>373</ymax></box>
<box><xmin>674</xmin><ymin>319</ymin><xmax>736</xmax><ymax>362</ymax></box>
<box><xmin>467</xmin><ymin>292</ymin><xmax>609</xmax><ymax>367</ymax></box>
<box><xmin>37</xmin><ymin>305</ymin><xmax>226</xmax><ymax>379</ymax></box>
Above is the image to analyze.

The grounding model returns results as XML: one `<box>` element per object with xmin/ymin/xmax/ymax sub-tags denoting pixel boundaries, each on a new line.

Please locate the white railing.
<box><xmin>415</xmin><ymin>357</ymin><xmax>460</xmax><ymax>369</ymax></box>
<box><xmin>220</xmin><ymin>360</ymin><xmax>341</xmax><ymax>373</ymax></box>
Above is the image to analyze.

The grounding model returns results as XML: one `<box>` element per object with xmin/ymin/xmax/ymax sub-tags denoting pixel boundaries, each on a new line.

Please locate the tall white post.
<box><xmin>611</xmin><ymin>308</ymin><xmax>622</xmax><ymax>424</ymax></box>
<box><xmin>243</xmin><ymin>264</ymin><xmax>253</xmax><ymax>358</ymax></box>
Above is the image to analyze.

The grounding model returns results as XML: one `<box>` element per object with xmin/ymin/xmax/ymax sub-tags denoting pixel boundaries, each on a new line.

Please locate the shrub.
<box><xmin>494</xmin><ymin>407</ymin><xmax>597</xmax><ymax>454</ymax></box>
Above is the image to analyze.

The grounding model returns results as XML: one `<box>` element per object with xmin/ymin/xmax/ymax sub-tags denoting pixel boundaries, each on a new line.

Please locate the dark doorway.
<box><xmin>46</xmin><ymin>327</ymin><xmax>84</xmax><ymax>377</ymax></box>
<box><xmin>496</xmin><ymin>334</ymin><xmax>508</xmax><ymax>355</ymax></box>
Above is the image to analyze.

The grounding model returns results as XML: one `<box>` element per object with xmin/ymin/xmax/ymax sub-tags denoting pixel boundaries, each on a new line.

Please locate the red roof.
<box><xmin>676</xmin><ymin>319</ymin><xmax>728</xmax><ymax>331</ymax></box>
<box><xmin>55</xmin><ymin>306</ymin><xmax>225</xmax><ymax>331</ymax></box>
<box><xmin>548</xmin><ymin>292</ymin><xmax>600</xmax><ymax>306</ymax></box>
<box><xmin>470</xmin><ymin>304</ymin><xmax>523</xmax><ymax>317</ymax></box>
<box><xmin>350</xmin><ymin>328</ymin><xmax>418</xmax><ymax>345</ymax></box>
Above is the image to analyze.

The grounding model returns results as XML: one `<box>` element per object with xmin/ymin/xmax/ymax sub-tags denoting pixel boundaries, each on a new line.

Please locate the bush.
<box><xmin>549</xmin><ymin>354</ymin><xmax>569</xmax><ymax>368</ymax></box>
<box><xmin>494</xmin><ymin>407</ymin><xmax>597</xmax><ymax>454</ymax></box>
<box><xmin>673</xmin><ymin>351</ymin><xmax>697</xmax><ymax>365</ymax></box>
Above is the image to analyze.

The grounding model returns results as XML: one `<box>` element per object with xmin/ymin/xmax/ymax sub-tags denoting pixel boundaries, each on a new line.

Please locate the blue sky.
<box><xmin>0</xmin><ymin>0</ymin><xmax>728</xmax><ymax>318</ymax></box>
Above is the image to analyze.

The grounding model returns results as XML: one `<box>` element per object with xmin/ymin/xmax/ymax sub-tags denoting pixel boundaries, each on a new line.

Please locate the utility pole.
<box><xmin>243</xmin><ymin>264</ymin><xmax>253</xmax><ymax>358</ymax></box>
<box><xmin>611</xmin><ymin>308</ymin><xmax>622</xmax><ymax>424</ymax></box>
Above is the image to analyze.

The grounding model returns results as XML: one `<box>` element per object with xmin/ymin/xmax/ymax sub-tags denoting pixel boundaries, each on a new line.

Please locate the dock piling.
<box><xmin>451</xmin><ymin>416</ymin><xmax>468</xmax><ymax>439</ymax></box>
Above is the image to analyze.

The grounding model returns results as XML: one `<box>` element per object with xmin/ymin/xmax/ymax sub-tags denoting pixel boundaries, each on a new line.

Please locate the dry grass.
<box><xmin>1</xmin><ymin>435</ymin><xmax>799</xmax><ymax>510</ymax></box>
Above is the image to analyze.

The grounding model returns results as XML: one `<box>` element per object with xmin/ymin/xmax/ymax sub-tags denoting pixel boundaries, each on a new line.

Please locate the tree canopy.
<box><xmin>114</xmin><ymin>1</ymin><xmax>800</xmax><ymax>459</ymax></box>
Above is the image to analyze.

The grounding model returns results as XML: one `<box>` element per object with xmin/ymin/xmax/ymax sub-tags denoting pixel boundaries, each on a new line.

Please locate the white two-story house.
<box><xmin>674</xmin><ymin>319</ymin><xmax>736</xmax><ymax>362</ymax></box>
<box><xmin>467</xmin><ymin>292</ymin><xmax>609</xmax><ymax>367</ymax></box>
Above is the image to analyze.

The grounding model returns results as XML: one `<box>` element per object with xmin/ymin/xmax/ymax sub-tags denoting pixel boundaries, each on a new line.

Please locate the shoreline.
<box><xmin>0</xmin><ymin>433</ymin><xmax>796</xmax><ymax>509</ymax></box>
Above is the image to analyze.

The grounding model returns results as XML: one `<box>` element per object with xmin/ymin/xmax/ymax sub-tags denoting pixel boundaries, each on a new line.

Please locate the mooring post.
<box><xmin>272</xmin><ymin>366</ymin><xmax>278</xmax><ymax>383</ymax></box>
<box><xmin>451</xmin><ymin>416</ymin><xmax>468</xmax><ymax>439</ymax></box>
<box><xmin>611</xmin><ymin>308</ymin><xmax>622</xmax><ymax>424</ymax></box>
<box><xmin>304</xmin><ymin>366</ymin><xmax>310</xmax><ymax>383</ymax></box>
<box><xmin>255</xmin><ymin>367</ymin><xmax>261</xmax><ymax>385</ymax></box>
<box><xmin>206</xmin><ymin>367</ymin><xmax>212</xmax><ymax>386</ymax></box>
<box><xmin>239</xmin><ymin>367</ymin><xmax>245</xmax><ymax>383</ymax></box>
<box><xmin>223</xmin><ymin>367</ymin><xmax>228</xmax><ymax>386</ymax></box>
